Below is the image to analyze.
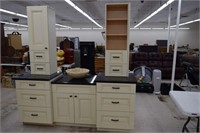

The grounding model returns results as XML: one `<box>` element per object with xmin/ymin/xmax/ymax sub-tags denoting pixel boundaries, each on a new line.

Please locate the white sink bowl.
<box><xmin>66</xmin><ymin>68</ymin><xmax>89</xmax><ymax>78</ymax></box>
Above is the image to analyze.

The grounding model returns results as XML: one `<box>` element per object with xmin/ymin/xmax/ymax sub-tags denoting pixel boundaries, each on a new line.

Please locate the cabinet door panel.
<box><xmin>27</xmin><ymin>6</ymin><xmax>49</xmax><ymax>50</ymax></box>
<box><xmin>53</xmin><ymin>93</ymin><xmax>74</xmax><ymax>123</ymax></box>
<box><xmin>74</xmin><ymin>94</ymin><xmax>96</xmax><ymax>124</ymax></box>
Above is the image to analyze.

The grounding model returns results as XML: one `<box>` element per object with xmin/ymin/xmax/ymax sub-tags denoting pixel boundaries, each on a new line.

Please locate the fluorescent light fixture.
<box><xmin>130</xmin><ymin>28</ymin><xmax>139</xmax><ymax>30</ymax></box>
<box><xmin>134</xmin><ymin>0</ymin><xmax>175</xmax><ymax>28</ymax></box>
<box><xmin>0</xmin><ymin>8</ymin><xmax>71</xmax><ymax>28</ymax></box>
<box><xmin>0</xmin><ymin>8</ymin><xmax>27</xmax><ymax>18</ymax></box>
<box><xmin>93</xmin><ymin>28</ymin><xmax>103</xmax><ymax>30</ymax></box>
<box><xmin>55</xmin><ymin>24</ymin><xmax>71</xmax><ymax>29</ymax></box>
<box><xmin>152</xmin><ymin>28</ymin><xmax>164</xmax><ymax>30</ymax></box>
<box><xmin>64</xmin><ymin>0</ymin><xmax>103</xmax><ymax>28</ymax></box>
<box><xmin>81</xmin><ymin>28</ymin><xmax>92</xmax><ymax>30</ymax></box>
<box><xmin>0</xmin><ymin>20</ymin><xmax>28</xmax><ymax>27</ymax></box>
<box><xmin>171</xmin><ymin>19</ymin><xmax>200</xmax><ymax>27</ymax></box>
<box><xmin>140</xmin><ymin>28</ymin><xmax>151</xmax><ymax>30</ymax></box>
<box><xmin>70</xmin><ymin>28</ymin><xmax>81</xmax><ymax>30</ymax></box>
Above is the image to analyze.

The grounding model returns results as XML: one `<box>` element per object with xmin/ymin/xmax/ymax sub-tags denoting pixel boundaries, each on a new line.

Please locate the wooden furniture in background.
<box><xmin>105</xmin><ymin>3</ymin><xmax>130</xmax><ymax>77</ymax></box>
<box><xmin>95</xmin><ymin>57</ymin><xmax>105</xmax><ymax>73</ymax></box>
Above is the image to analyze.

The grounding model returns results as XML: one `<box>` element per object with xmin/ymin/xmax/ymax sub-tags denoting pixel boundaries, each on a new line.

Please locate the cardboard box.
<box><xmin>1</xmin><ymin>76</ymin><xmax>15</xmax><ymax>88</ymax></box>
<box><xmin>7</xmin><ymin>34</ymin><xmax>22</xmax><ymax>50</ymax></box>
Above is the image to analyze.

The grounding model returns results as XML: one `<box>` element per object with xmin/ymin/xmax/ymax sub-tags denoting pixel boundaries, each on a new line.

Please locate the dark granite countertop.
<box><xmin>51</xmin><ymin>74</ymin><xmax>97</xmax><ymax>85</ymax></box>
<box><xmin>12</xmin><ymin>72</ymin><xmax>61</xmax><ymax>81</ymax></box>
<box><xmin>95</xmin><ymin>72</ymin><xmax>137</xmax><ymax>83</ymax></box>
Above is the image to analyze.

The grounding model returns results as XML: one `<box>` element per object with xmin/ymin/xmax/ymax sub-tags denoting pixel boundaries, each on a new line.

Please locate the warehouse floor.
<box><xmin>1</xmin><ymin>82</ymin><xmax>199</xmax><ymax>132</ymax></box>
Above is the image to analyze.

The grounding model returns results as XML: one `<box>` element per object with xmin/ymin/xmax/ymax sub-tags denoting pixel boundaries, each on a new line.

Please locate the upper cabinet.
<box><xmin>105</xmin><ymin>3</ymin><xmax>130</xmax><ymax>77</ymax></box>
<box><xmin>27</xmin><ymin>6</ymin><xmax>56</xmax><ymax>51</ymax></box>
<box><xmin>27</xmin><ymin>6</ymin><xmax>57</xmax><ymax>75</ymax></box>
<box><xmin>106</xmin><ymin>4</ymin><xmax>129</xmax><ymax>50</ymax></box>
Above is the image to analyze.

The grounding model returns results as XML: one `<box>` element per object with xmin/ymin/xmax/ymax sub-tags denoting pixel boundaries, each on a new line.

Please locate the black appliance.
<box><xmin>80</xmin><ymin>42</ymin><xmax>95</xmax><ymax>74</ymax></box>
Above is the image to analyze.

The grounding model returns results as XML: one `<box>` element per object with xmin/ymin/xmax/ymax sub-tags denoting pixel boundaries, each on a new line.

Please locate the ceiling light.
<box><xmin>140</xmin><ymin>28</ymin><xmax>151</xmax><ymax>30</ymax></box>
<box><xmin>0</xmin><ymin>8</ymin><xmax>27</xmax><ymax>18</ymax></box>
<box><xmin>81</xmin><ymin>28</ymin><xmax>92</xmax><ymax>30</ymax></box>
<box><xmin>0</xmin><ymin>8</ymin><xmax>71</xmax><ymax>28</ymax></box>
<box><xmin>55</xmin><ymin>24</ymin><xmax>71</xmax><ymax>29</ymax></box>
<box><xmin>134</xmin><ymin>0</ymin><xmax>175</xmax><ymax>28</ymax></box>
<box><xmin>64</xmin><ymin>0</ymin><xmax>103</xmax><ymax>28</ymax></box>
<box><xmin>152</xmin><ymin>28</ymin><xmax>164</xmax><ymax>30</ymax></box>
<box><xmin>0</xmin><ymin>20</ymin><xmax>28</xmax><ymax>27</ymax></box>
<box><xmin>170</xmin><ymin>18</ymin><xmax>200</xmax><ymax>27</ymax></box>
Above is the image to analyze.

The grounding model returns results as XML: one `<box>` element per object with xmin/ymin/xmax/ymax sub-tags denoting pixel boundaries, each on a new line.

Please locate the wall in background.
<box><xmin>5</xmin><ymin>23</ymin><xmax>199</xmax><ymax>49</ymax></box>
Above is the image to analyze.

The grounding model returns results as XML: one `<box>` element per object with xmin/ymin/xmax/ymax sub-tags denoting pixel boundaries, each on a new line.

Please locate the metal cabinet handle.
<box><xmin>70</xmin><ymin>95</ymin><xmax>72</xmax><ymax>97</ymax></box>
<box><xmin>31</xmin><ymin>114</ymin><xmax>38</xmax><ymax>116</ymax></box>
<box><xmin>45</xmin><ymin>47</ymin><xmax>48</xmax><ymax>50</ymax></box>
<box><xmin>29</xmin><ymin>84</ymin><xmax>36</xmax><ymax>86</ymax></box>
<box><xmin>37</xmin><ymin>68</ymin><xmax>43</xmax><ymax>70</ymax></box>
<box><xmin>112</xmin><ymin>56</ymin><xmax>120</xmax><ymax>58</ymax></box>
<box><xmin>74</xmin><ymin>95</ymin><xmax>77</xmax><ymax>98</ymax></box>
<box><xmin>111</xmin><ymin>119</ymin><xmax>119</xmax><ymax>122</ymax></box>
<box><xmin>112</xmin><ymin>101</ymin><xmax>119</xmax><ymax>104</ymax></box>
<box><xmin>29</xmin><ymin>97</ymin><xmax>37</xmax><ymax>99</ymax></box>
<box><xmin>36</xmin><ymin>55</ymin><xmax>43</xmax><ymax>58</ymax></box>
<box><xmin>112</xmin><ymin>69</ymin><xmax>119</xmax><ymax>71</ymax></box>
<box><xmin>112</xmin><ymin>87</ymin><xmax>120</xmax><ymax>89</ymax></box>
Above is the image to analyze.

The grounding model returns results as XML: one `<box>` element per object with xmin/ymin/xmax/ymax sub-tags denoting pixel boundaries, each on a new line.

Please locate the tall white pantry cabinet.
<box><xmin>105</xmin><ymin>3</ymin><xmax>130</xmax><ymax>77</ymax></box>
<box><xmin>27</xmin><ymin>6</ymin><xmax>57</xmax><ymax>75</ymax></box>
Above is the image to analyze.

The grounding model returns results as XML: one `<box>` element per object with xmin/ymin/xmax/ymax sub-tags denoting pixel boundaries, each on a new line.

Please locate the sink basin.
<box><xmin>66</xmin><ymin>68</ymin><xmax>89</xmax><ymax>78</ymax></box>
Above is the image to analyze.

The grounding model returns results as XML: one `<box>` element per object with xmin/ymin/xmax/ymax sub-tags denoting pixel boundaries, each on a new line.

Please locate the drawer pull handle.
<box><xmin>36</xmin><ymin>55</ymin><xmax>43</xmax><ymax>58</ymax></box>
<box><xmin>31</xmin><ymin>114</ymin><xmax>38</xmax><ymax>116</ymax></box>
<box><xmin>112</xmin><ymin>69</ymin><xmax>119</xmax><ymax>71</ymax></box>
<box><xmin>70</xmin><ymin>95</ymin><xmax>72</xmax><ymax>97</ymax></box>
<box><xmin>29</xmin><ymin>97</ymin><xmax>37</xmax><ymax>99</ymax></box>
<box><xmin>112</xmin><ymin>87</ymin><xmax>120</xmax><ymax>89</ymax></box>
<box><xmin>111</xmin><ymin>119</ymin><xmax>119</xmax><ymax>122</ymax></box>
<box><xmin>29</xmin><ymin>84</ymin><xmax>36</xmax><ymax>86</ymax></box>
<box><xmin>37</xmin><ymin>68</ymin><xmax>43</xmax><ymax>70</ymax></box>
<box><xmin>112</xmin><ymin>101</ymin><xmax>119</xmax><ymax>104</ymax></box>
<box><xmin>113</xmin><ymin>56</ymin><xmax>120</xmax><ymax>58</ymax></box>
<box><xmin>74</xmin><ymin>95</ymin><xmax>77</xmax><ymax>98</ymax></box>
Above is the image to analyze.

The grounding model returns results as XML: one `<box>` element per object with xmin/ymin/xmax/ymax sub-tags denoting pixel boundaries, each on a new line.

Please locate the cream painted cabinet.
<box><xmin>52</xmin><ymin>84</ymin><xmax>96</xmax><ymax>125</ymax></box>
<box><xmin>105</xmin><ymin>3</ymin><xmax>130</xmax><ymax>77</ymax></box>
<box><xmin>27</xmin><ymin>6</ymin><xmax>57</xmax><ymax>75</ymax></box>
<box><xmin>97</xmin><ymin>83</ymin><xmax>135</xmax><ymax>130</ymax></box>
<box><xmin>16</xmin><ymin>80</ymin><xmax>53</xmax><ymax>124</ymax></box>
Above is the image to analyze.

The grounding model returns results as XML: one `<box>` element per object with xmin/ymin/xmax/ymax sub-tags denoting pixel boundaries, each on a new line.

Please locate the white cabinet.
<box><xmin>52</xmin><ymin>84</ymin><xmax>96</xmax><ymax>125</ymax></box>
<box><xmin>27</xmin><ymin>6</ymin><xmax>57</xmax><ymax>75</ymax></box>
<box><xmin>97</xmin><ymin>83</ymin><xmax>135</xmax><ymax>130</ymax></box>
<box><xmin>15</xmin><ymin>80</ymin><xmax>53</xmax><ymax>124</ymax></box>
<box><xmin>105</xmin><ymin>3</ymin><xmax>130</xmax><ymax>77</ymax></box>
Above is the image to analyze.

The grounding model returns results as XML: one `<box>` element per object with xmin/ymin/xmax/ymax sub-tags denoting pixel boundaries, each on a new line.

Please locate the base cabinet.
<box><xmin>96</xmin><ymin>83</ymin><xmax>136</xmax><ymax>130</ymax></box>
<box><xmin>15</xmin><ymin>80</ymin><xmax>53</xmax><ymax>124</ymax></box>
<box><xmin>52</xmin><ymin>84</ymin><xmax>96</xmax><ymax>125</ymax></box>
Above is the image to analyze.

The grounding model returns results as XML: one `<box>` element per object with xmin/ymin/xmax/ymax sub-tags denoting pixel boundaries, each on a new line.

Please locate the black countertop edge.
<box><xmin>51</xmin><ymin>74</ymin><xmax>97</xmax><ymax>85</ymax></box>
<box><xmin>95</xmin><ymin>72</ymin><xmax>137</xmax><ymax>83</ymax></box>
<box><xmin>12</xmin><ymin>72</ymin><xmax>62</xmax><ymax>81</ymax></box>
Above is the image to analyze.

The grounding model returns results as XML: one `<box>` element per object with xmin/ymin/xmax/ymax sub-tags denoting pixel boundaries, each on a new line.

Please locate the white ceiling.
<box><xmin>0</xmin><ymin>0</ymin><xmax>199</xmax><ymax>28</ymax></box>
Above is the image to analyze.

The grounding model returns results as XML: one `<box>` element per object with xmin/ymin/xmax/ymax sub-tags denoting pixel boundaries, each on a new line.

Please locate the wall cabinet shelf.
<box><xmin>105</xmin><ymin>3</ymin><xmax>130</xmax><ymax>77</ymax></box>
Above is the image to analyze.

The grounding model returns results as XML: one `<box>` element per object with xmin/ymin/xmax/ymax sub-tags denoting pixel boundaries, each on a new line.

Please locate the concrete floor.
<box><xmin>1</xmin><ymin>84</ymin><xmax>199</xmax><ymax>132</ymax></box>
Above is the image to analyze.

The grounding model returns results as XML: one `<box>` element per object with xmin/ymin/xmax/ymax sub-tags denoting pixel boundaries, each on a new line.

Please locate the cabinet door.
<box><xmin>27</xmin><ymin>6</ymin><xmax>49</xmax><ymax>51</ymax></box>
<box><xmin>53</xmin><ymin>93</ymin><xmax>74</xmax><ymax>123</ymax></box>
<box><xmin>74</xmin><ymin>94</ymin><xmax>96</xmax><ymax>124</ymax></box>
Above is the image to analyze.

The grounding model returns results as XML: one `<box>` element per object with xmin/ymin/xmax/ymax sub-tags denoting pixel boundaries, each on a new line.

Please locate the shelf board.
<box><xmin>107</xmin><ymin>18</ymin><xmax>128</xmax><ymax>21</ymax></box>
<box><xmin>106</xmin><ymin>34</ymin><xmax>127</xmax><ymax>36</ymax></box>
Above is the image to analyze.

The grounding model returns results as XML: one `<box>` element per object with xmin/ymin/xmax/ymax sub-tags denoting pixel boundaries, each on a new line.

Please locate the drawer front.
<box><xmin>30</xmin><ymin>51</ymin><xmax>49</xmax><ymax>63</ymax></box>
<box><xmin>52</xmin><ymin>84</ymin><xmax>96</xmax><ymax>94</ymax></box>
<box><xmin>97</xmin><ymin>111</ymin><xmax>134</xmax><ymax>130</ymax></box>
<box><xmin>97</xmin><ymin>83</ymin><xmax>135</xmax><ymax>94</ymax></box>
<box><xmin>31</xmin><ymin>63</ymin><xmax>50</xmax><ymax>75</ymax></box>
<box><xmin>105</xmin><ymin>51</ymin><xmax>128</xmax><ymax>64</ymax></box>
<box><xmin>16</xmin><ymin>90</ymin><xmax>51</xmax><ymax>107</ymax></box>
<box><xmin>16</xmin><ymin>80</ymin><xmax>50</xmax><ymax>90</ymax></box>
<box><xmin>97</xmin><ymin>93</ymin><xmax>134</xmax><ymax>112</ymax></box>
<box><xmin>19</xmin><ymin>106</ymin><xmax>52</xmax><ymax>124</ymax></box>
<box><xmin>105</xmin><ymin>63</ymin><xmax>128</xmax><ymax>77</ymax></box>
